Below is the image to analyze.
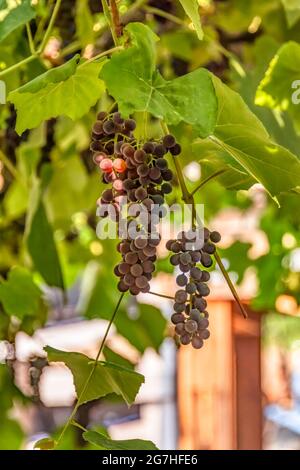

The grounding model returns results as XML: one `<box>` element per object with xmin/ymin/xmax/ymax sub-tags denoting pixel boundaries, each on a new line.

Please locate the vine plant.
<box><xmin>0</xmin><ymin>0</ymin><xmax>300</xmax><ymax>451</ymax></box>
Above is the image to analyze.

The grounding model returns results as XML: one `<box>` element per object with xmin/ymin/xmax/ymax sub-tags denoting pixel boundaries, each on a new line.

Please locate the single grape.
<box><xmin>162</xmin><ymin>134</ymin><xmax>176</xmax><ymax>149</ymax></box>
<box><xmin>171</xmin><ymin>313</ymin><xmax>185</xmax><ymax>324</ymax></box>
<box><xmin>201</xmin><ymin>271</ymin><xmax>210</xmax><ymax>282</ymax></box>
<box><xmin>161</xmin><ymin>183</ymin><xmax>172</xmax><ymax>194</ymax></box>
<box><xmin>180</xmin><ymin>334</ymin><xmax>191</xmax><ymax>345</ymax></box>
<box><xmin>143</xmin><ymin>142</ymin><xmax>155</xmax><ymax>154</ymax></box>
<box><xmin>170</xmin><ymin>143</ymin><xmax>181</xmax><ymax>155</ymax></box>
<box><xmin>130</xmin><ymin>264</ymin><xmax>143</xmax><ymax>277</ymax></box>
<box><xmin>210</xmin><ymin>231</ymin><xmax>221</xmax><ymax>243</ymax></box>
<box><xmin>186</xmin><ymin>282</ymin><xmax>197</xmax><ymax>294</ymax></box>
<box><xmin>118</xmin><ymin>262</ymin><xmax>130</xmax><ymax>274</ymax></box>
<box><xmin>154</xmin><ymin>144</ymin><xmax>166</xmax><ymax>157</ymax></box>
<box><xmin>176</xmin><ymin>274</ymin><xmax>188</xmax><ymax>287</ymax></box>
<box><xmin>155</xmin><ymin>158</ymin><xmax>168</xmax><ymax>170</ymax></box>
<box><xmin>174</xmin><ymin>302</ymin><xmax>185</xmax><ymax>313</ymax></box>
<box><xmin>190</xmin><ymin>266</ymin><xmax>202</xmax><ymax>281</ymax></box>
<box><xmin>194</xmin><ymin>297</ymin><xmax>207</xmax><ymax>312</ymax></box>
<box><xmin>175</xmin><ymin>323</ymin><xmax>185</xmax><ymax>335</ymax></box>
<box><xmin>170</xmin><ymin>254</ymin><xmax>180</xmax><ymax>266</ymax></box>
<box><xmin>192</xmin><ymin>336</ymin><xmax>204</xmax><ymax>349</ymax></box>
<box><xmin>175</xmin><ymin>290</ymin><xmax>188</xmax><ymax>303</ymax></box>
<box><xmin>136</xmin><ymin>276</ymin><xmax>149</xmax><ymax>289</ymax></box>
<box><xmin>201</xmin><ymin>253</ymin><xmax>213</xmax><ymax>268</ymax></box>
<box><xmin>124</xmin><ymin>119</ymin><xmax>136</xmax><ymax>131</ymax></box>
<box><xmin>185</xmin><ymin>319</ymin><xmax>198</xmax><ymax>334</ymax></box>
<box><xmin>125</xmin><ymin>252</ymin><xmax>139</xmax><ymax>265</ymax></box>
<box><xmin>118</xmin><ymin>280</ymin><xmax>129</xmax><ymax>292</ymax></box>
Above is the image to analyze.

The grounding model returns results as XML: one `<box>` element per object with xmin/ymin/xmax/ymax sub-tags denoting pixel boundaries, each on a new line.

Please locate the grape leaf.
<box><xmin>0</xmin><ymin>0</ymin><xmax>36</xmax><ymax>43</ymax></box>
<box><xmin>101</xmin><ymin>23</ymin><xmax>217</xmax><ymax>137</ymax></box>
<box><xmin>0</xmin><ymin>267</ymin><xmax>42</xmax><ymax>319</ymax></box>
<box><xmin>83</xmin><ymin>430</ymin><xmax>158</xmax><ymax>450</ymax></box>
<box><xmin>25</xmin><ymin>179</ymin><xmax>65</xmax><ymax>289</ymax></box>
<box><xmin>255</xmin><ymin>41</ymin><xmax>300</xmax><ymax>133</ymax></box>
<box><xmin>8</xmin><ymin>55</ymin><xmax>106</xmax><ymax>134</ymax></box>
<box><xmin>281</xmin><ymin>0</ymin><xmax>300</xmax><ymax>27</ymax></box>
<box><xmin>45</xmin><ymin>346</ymin><xmax>144</xmax><ymax>406</ymax></box>
<box><xmin>178</xmin><ymin>1</ymin><xmax>203</xmax><ymax>40</ymax></box>
<box><xmin>207</xmin><ymin>74</ymin><xmax>300</xmax><ymax>198</ymax></box>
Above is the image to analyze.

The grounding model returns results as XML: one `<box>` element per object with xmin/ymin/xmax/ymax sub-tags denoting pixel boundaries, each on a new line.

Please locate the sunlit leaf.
<box><xmin>8</xmin><ymin>55</ymin><xmax>106</xmax><ymax>134</ymax></box>
<box><xmin>45</xmin><ymin>346</ymin><xmax>144</xmax><ymax>406</ymax></box>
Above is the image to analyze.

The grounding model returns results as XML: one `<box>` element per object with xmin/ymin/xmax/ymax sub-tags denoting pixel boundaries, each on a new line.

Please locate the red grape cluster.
<box><xmin>91</xmin><ymin>111</ymin><xmax>180</xmax><ymax>294</ymax></box>
<box><xmin>167</xmin><ymin>228</ymin><xmax>221</xmax><ymax>348</ymax></box>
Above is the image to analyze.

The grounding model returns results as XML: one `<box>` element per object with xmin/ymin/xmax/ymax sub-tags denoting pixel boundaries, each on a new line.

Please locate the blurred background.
<box><xmin>0</xmin><ymin>0</ymin><xmax>300</xmax><ymax>450</ymax></box>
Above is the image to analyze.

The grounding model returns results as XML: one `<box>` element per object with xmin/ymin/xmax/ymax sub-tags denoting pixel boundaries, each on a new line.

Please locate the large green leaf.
<box><xmin>0</xmin><ymin>267</ymin><xmax>42</xmax><ymax>319</ymax></box>
<box><xmin>178</xmin><ymin>1</ymin><xmax>203</xmax><ymax>40</ymax></box>
<box><xmin>101</xmin><ymin>23</ymin><xmax>217</xmax><ymax>137</ymax></box>
<box><xmin>45</xmin><ymin>346</ymin><xmax>144</xmax><ymax>406</ymax></box>
<box><xmin>83</xmin><ymin>430</ymin><xmax>158</xmax><ymax>450</ymax></box>
<box><xmin>281</xmin><ymin>0</ymin><xmax>300</xmax><ymax>27</ymax></box>
<box><xmin>256</xmin><ymin>41</ymin><xmax>300</xmax><ymax>133</ymax></box>
<box><xmin>206</xmin><ymin>74</ymin><xmax>300</xmax><ymax>198</ymax></box>
<box><xmin>0</xmin><ymin>0</ymin><xmax>36</xmax><ymax>43</ymax></box>
<box><xmin>25</xmin><ymin>179</ymin><xmax>65</xmax><ymax>289</ymax></box>
<box><xmin>8</xmin><ymin>55</ymin><xmax>106</xmax><ymax>134</ymax></box>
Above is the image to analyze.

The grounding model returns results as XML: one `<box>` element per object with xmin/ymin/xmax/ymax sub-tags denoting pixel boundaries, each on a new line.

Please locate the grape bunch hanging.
<box><xmin>90</xmin><ymin>111</ymin><xmax>180</xmax><ymax>295</ymax></box>
<box><xmin>166</xmin><ymin>228</ymin><xmax>221</xmax><ymax>349</ymax></box>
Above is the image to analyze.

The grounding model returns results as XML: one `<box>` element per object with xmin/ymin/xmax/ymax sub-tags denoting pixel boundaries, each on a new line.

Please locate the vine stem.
<box><xmin>101</xmin><ymin>0</ymin><xmax>119</xmax><ymax>46</ymax></box>
<box><xmin>38</xmin><ymin>0</ymin><xmax>62</xmax><ymax>53</ymax></box>
<box><xmin>26</xmin><ymin>23</ymin><xmax>35</xmax><ymax>54</ymax></box>
<box><xmin>0</xmin><ymin>150</ymin><xmax>22</xmax><ymax>183</ymax></box>
<box><xmin>148</xmin><ymin>291</ymin><xmax>174</xmax><ymax>300</ymax></box>
<box><xmin>54</xmin><ymin>293</ymin><xmax>125</xmax><ymax>448</ymax></box>
<box><xmin>143</xmin><ymin>5</ymin><xmax>186</xmax><ymax>26</ymax></box>
<box><xmin>110</xmin><ymin>0</ymin><xmax>123</xmax><ymax>39</ymax></box>
<box><xmin>214</xmin><ymin>251</ymin><xmax>248</xmax><ymax>319</ymax></box>
<box><xmin>190</xmin><ymin>169</ymin><xmax>228</xmax><ymax>196</ymax></box>
<box><xmin>78</xmin><ymin>46</ymin><xmax>123</xmax><ymax>68</ymax></box>
<box><xmin>160</xmin><ymin>121</ymin><xmax>247</xmax><ymax>319</ymax></box>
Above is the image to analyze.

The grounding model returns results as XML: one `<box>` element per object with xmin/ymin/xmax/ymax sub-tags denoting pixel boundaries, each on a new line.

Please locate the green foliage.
<box><xmin>101</xmin><ymin>23</ymin><xmax>217</xmax><ymax>136</ymax></box>
<box><xmin>9</xmin><ymin>56</ymin><xmax>106</xmax><ymax>134</ymax></box>
<box><xmin>198</xmin><ymin>74</ymin><xmax>300</xmax><ymax>198</ymax></box>
<box><xmin>256</xmin><ymin>41</ymin><xmax>300</xmax><ymax>133</ymax></box>
<box><xmin>0</xmin><ymin>267</ymin><xmax>43</xmax><ymax>319</ymax></box>
<box><xmin>0</xmin><ymin>0</ymin><xmax>36</xmax><ymax>43</ymax></box>
<box><xmin>83</xmin><ymin>430</ymin><xmax>158</xmax><ymax>450</ymax></box>
<box><xmin>45</xmin><ymin>346</ymin><xmax>144</xmax><ymax>406</ymax></box>
<box><xmin>25</xmin><ymin>179</ymin><xmax>65</xmax><ymax>289</ymax></box>
<box><xmin>281</xmin><ymin>0</ymin><xmax>300</xmax><ymax>28</ymax></box>
<box><xmin>178</xmin><ymin>1</ymin><xmax>203</xmax><ymax>40</ymax></box>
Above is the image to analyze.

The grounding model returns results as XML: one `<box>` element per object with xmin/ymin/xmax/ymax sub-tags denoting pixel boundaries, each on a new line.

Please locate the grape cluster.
<box><xmin>91</xmin><ymin>111</ymin><xmax>180</xmax><ymax>294</ymax></box>
<box><xmin>167</xmin><ymin>228</ymin><xmax>221</xmax><ymax>349</ymax></box>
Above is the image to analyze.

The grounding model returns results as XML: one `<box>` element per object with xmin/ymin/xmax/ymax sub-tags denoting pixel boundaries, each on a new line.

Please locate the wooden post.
<box><xmin>178</xmin><ymin>299</ymin><xmax>262</xmax><ymax>450</ymax></box>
